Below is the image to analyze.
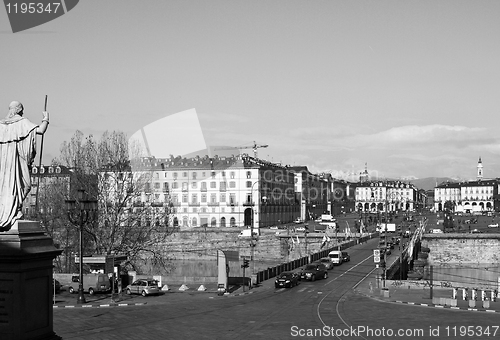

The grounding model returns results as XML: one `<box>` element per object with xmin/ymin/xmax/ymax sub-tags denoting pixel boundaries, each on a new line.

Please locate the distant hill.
<box><xmin>407</xmin><ymin>177</ymin><xmax>454</xmax><ymax>191</ymax></box>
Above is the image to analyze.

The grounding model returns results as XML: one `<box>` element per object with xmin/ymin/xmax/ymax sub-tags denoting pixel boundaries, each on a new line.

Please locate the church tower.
<box><xmin>477</xmin><ymin>157</ymin><xmax>483</xmax><ymax>180</ymax></box>
<box><xmin>359</xmin><ymin>163</ymin><xmax>369</xmax><ymax>183</ymax></box>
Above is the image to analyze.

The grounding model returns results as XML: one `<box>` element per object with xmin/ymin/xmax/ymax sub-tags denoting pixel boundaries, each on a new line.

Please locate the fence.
<box><xmin>255</xmin><ymin>233</ymin><xmax>375</xmax><ymax>284</ymax></box>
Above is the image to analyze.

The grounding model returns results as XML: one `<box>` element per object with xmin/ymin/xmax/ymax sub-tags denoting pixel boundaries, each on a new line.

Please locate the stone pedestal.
<box><xmin>0</xmin><ymin>221</ymin><xmax>62</xmax><ymax>340</ymax></box>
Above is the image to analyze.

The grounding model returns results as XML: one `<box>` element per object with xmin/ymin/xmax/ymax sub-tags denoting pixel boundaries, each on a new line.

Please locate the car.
<box><xmin>294</xmin><ymin>218</ymin><xmax>303</xmax><ymax>224</ymax></box>
<box><xmin>125</xmin><ymin>279</ymin><xmax>161</xmax><ymax>297</ymax></box>
<box><xmin>296</xmin><ymin>227</ymin><xmax>306</xmax><ymax>232</ymax></box>
<box><xmin>471</xmin><ymin>228</ymin><xmax>482</xmax><ymax>234</ymax></box>
<box><xmin>300</xmin><ymin>263</ymin><xmax>328</xmax><ymax>281</ymax></box>
<box><xmin>52</xmin><ymin>279</ymin><xmax>61</xmax><ymax>293</ymax></box>
<box><xmin>341</xmin><ymin>251</ymin><xmax>350</xmax><ymax>262</ymax></box>
<box><xmin>319</xmin><ymin>258</ymin><xmax>334</xmax><ymax>270</ymax></box>
<box><xmin>488</xmin><ymin>223</ymin><xmax>499</xmax><ymax>228</ymax></box>
<box><xmin>274</xmin><ymin>271</ymin><xmax>300</xmax><ymax>288</ymax></box>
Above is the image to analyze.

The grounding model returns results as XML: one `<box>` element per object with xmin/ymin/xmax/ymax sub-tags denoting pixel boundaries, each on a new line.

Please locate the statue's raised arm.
<box><xmin>0</xmin><ymin>101</ymin><xmax>49</xmax><ymax>231</ymax></box>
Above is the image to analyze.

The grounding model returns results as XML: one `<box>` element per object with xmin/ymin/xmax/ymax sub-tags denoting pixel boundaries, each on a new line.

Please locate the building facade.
<box><xmin>124</xmin><ymin>154</ymin><xmax>300</xmax><ymax>229</ymax></box>
<box><xmin>355</xmin><ymin>181</ymin><xmax>417</xmax><ymax>213</ymax></box>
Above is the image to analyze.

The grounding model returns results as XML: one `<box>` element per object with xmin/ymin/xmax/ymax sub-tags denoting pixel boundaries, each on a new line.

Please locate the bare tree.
<box><xmin>56</xmin><ymin>130</ymin><xmax>173</xmax><ymax>273</ymax></box>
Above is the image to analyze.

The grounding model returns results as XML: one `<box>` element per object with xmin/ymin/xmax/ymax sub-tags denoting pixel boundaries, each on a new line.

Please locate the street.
<box><xmin>53</xmin><ymin>237</ymin><xmax>498</xmax><ymax>340</ymax></box>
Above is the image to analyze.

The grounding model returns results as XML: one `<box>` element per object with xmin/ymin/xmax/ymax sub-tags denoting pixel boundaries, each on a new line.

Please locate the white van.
<box><xmin>67</xmin><ymin>274</ymin><xmax>111</xmax><ymax>295</ymax></box>
<box><xmin>328</xmin><ymin>250</ymin><xmax>343</xmax><ymax>265</ymax></box>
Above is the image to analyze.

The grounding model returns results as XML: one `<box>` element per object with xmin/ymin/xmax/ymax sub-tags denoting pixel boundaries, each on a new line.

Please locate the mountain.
<box><xmin>406</xmin><ymin>177</ymin><xmax>455</xmax><ymax>191</ymax></box>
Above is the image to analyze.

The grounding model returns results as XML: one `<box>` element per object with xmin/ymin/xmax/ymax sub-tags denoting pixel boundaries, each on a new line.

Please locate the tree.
<box><xmin>55</xmin><ymin>130</ymin><xmax>173</xmax><ymax>273</ymax></box>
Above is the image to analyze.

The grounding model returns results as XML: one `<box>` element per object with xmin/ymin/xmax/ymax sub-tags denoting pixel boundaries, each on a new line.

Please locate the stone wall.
<box><xmin>422</xmin><ymin>234</ymin><xmax>500</xmax><ymax>265</ymax></box>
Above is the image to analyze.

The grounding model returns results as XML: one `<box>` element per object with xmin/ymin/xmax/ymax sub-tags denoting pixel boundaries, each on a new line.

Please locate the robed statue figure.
<box><xmin>0</xmin><ymin>101</ymin><xmax>49</xmax><ymax>231</ymax></box>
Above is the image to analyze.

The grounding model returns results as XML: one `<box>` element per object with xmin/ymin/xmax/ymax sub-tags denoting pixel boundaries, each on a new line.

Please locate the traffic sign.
<box><xmin>373</xmin><ymin>249</ymin><xmax>380</xmax><ymax>257</ymax></box>
<box><xmin>373</xmin><ymin>255</ymin><xmax>381</xmax><ymax>263</ymax></box>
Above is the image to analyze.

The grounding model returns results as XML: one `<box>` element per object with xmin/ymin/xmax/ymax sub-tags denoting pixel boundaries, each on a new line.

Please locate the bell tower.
<box><xmin>477</xmin><ymin>157</ymin><xmax>483</xmax><ymax>180</ymax></box>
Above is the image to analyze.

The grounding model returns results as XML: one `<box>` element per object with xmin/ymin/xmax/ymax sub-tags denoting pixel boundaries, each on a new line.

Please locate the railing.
<box><xmin>254</xmin><ymin>233</ymin><xmax>376</xmax><ymax>285</ymax></box>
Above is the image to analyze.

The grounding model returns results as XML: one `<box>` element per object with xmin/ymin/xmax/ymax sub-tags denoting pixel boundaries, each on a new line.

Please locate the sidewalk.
<box><xmin>52</xmin><ymin>282</ymin><xmax>221</xmax><ymax>308</ymax></box>
<box><xmin>354</xmin><ymin>256</ymin><xmax>500</xmax><ymax>313</ymax></box>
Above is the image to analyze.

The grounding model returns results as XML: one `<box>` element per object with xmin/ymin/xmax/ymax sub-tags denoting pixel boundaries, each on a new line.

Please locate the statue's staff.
<box><xmin>35</xmin><ymin>95</ymin><xmax>47</xmax><ymax>217</ymax></box>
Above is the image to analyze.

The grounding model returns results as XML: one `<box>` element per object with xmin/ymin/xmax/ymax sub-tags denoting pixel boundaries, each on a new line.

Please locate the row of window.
<box><xmin>174</xmin><ymin>216</ymin><xmax>237</xmax><ymax>227</ymax></box>
<box><xmin>32</xmin><ymin>166</ymin><xmax>63</xmax><ymax>174</ymax></box>
<box><xmin>153</xmin><ymin>171</ymin><xmax>254</xmax><ymax>180</ymax></box>
<box><xmin>148</xmin><ymin>180</ymin><xmax>258</xmax><ymax>191</ymax></box>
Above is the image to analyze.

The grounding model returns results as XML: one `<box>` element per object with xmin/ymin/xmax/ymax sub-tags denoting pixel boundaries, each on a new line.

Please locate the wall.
<box><xmin>422</xmin><ymin>234</ymin><xmax>500</xmax><ymax>265</ymax></box>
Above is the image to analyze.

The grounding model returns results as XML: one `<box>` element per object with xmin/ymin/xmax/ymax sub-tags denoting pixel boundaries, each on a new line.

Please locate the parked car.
<box><xmin>300</xmin><ymin>263</ymin><xmax>328</xmax><ymax>281</ymax></box>
<box><xmin>341</xmin><ymin>251</ymin><xmax>350</xmax><ymax>262</ymax></box>
<box><xmin>488</xmin><ymin>223</ymin><xmax>499</xmax><ymax>228</ymax></box>
<box><xmin>294</xmin><ymin>218</ymin><xmax>303</xmax><ymax>224</ymax></box>
<box><xmin>274</xmin><ymin>271</ymin><xmax>300</xmax><ymax>288</ymax></box>
<box><xmin>319</xmin><ymin>257</ymin><xmax>334</xmax><ymax>270</ymax></box>
<box><xmin>52</xmin><ymin>279</ymin><xmax>61</xmax><ymax>293</ymax></box>
<box><xmin>126</xmin><ymin>279</ymin><xmax>160</xmax><ymax>296</ymax></box>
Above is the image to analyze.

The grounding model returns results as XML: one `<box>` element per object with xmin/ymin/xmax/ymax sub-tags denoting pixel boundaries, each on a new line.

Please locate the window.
<box><xmin>220</xmin><ymin>182</ymin><xmax>227</xmax><ymax>191</ymax></box>
<box><xmin>172</xmin><ymin>194</ymin><xmax>178</xmax><ymax>203</ymax></box>
<box><xmin>192</xmin><ymin>217</ymin><xmax>197</xmax><ymax>227</ymax></box>
<box><xmin>182</xmin><ymin>194</ymin><xmax>188</xmax><ymax>203</ymax></box>
<box><xmin>229</xmin><ymin>181</ymin><xmax>236</xmax><ymax>188</ymax></box>
<box><xmin>48</xmin><ymin>167</ymin><xmax>54</xmax><ymax>174</ymax></box>
<box><xmin>201</xmin><ymin>193</ymin><xmax>207</xmax><ymax>203</ymax></box>
<box><xmin>210</xmin><ymin>181</ymin><xmax>216</xmax><ymax>189</ymax></box>
<box><xmin>192</xmin><ymin>172</ymin><xmax>197</xmax><ymax>179</ymax></box>
<box><xmin>246</xmin><ymin>181</ymin><xmax>252</xmax><ymax>188</ymax></box>
<box><xmin>183</xmin><ymin>172</ymin><xmax>187</xmax><ymax>178</ymax></box>
<box><xmin>229</xmin><ymin>194</ymin><xmax>236</xmax><ymax>205</ymax></box>
<box><xmin>163</xmin><ymin>182</ymin><xmax>169</xmax><ymax>191</ymax></box>
<box><xmin>222</xmin><ymin>171</ymin><xmax>226</xmax><ymax>177</ymax></box>
<box><xmin>173</xmin><ymin>172</ymin><xmax>178</xmax><ymax>179</ymax></box>
<box><xmin>191</xmin><ymin>194</ymin><xmax>198</xmax><ymax>203</ymax></box>
<box><xmin>172</xmin><ymin>182</ymin><xmax>178</xmax><ymax>189</ymax></box>
<box><xmin>246</xmin><ymin>171</ymin><xmax>251</xmax><ymax>179</ymax></box>
<box><xmin>154</xmin><ymin>182</ymin><xmax>160</xmax><ymax>189</ymax></box>
<box><xmin>210</xmin><ymin>193</ymin><xmax>216</xmax><ymax>203</ymax></box>
<box><xmin>202</xmin><ymin>172</ymin><xmax>206</xmax><ymax>177</ymax></box>
<box><xmin>182</xmin><ymin>182</ymin><xmax>188</xmax><ymax>191</ymax></box>
<box><xmin>220</xmin><ymin>217</ymin><xmax>226</xmax><ymax>227</ymax></box>
<box><xmin>220</xmin><ymin>194</ymin><xmax>226</xmax><ymax>203</ymax></box>
<box><xmin>191</xmin><ymin>182</ymin><xmax>197</xmax><ymax>189</ymax></box>
<box><xmin>211</xmin><ymin>171</ymin><xmax>216</xmax><ymax>178</ymax></box>
<box><xmin>230</xmin><ymin>172</ymin><xmax>235</xmax><ymax>179</ymax></box>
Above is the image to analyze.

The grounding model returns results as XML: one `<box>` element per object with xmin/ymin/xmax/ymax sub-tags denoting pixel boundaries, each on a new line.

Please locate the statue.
<box><xmin>0</xmin><ymin>101</ymin><xmax>49</xmax><ymax>231</ymax></box>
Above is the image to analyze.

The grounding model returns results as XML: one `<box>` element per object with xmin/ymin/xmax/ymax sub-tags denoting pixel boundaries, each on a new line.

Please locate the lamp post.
<box><xmin>249</xmin><ymin>181</ymin><xmax>261</xmax><ymax>274</ymax></box>
<box><xmin>66</xmin><ymin>189</ymin><xmax>98</xmax><ymax>305</ymax></box>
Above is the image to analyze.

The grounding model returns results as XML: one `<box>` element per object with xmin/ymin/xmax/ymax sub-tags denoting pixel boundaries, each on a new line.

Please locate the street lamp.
<box><xmin>65</xmin><ymin>189</ymin><xmax>98</xmax><ymax>304</ymax></box>
<box><xmin>249</xmin><ymin>181</ymin><xmax>261</xmax><ymax>274</ymax></box>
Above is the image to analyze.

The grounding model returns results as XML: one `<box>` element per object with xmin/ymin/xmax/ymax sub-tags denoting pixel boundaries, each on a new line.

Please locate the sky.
<box><xmin>1</xmin><ymin>0</ymin><xmax>500</xmax><ymax>182</ymax></box>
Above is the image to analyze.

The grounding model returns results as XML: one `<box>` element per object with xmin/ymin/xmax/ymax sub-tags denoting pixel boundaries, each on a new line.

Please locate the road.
<box><xmin>53</xmin><ymin>238</ymin><xmax>499</xmax><ymax>340</ymax></box>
